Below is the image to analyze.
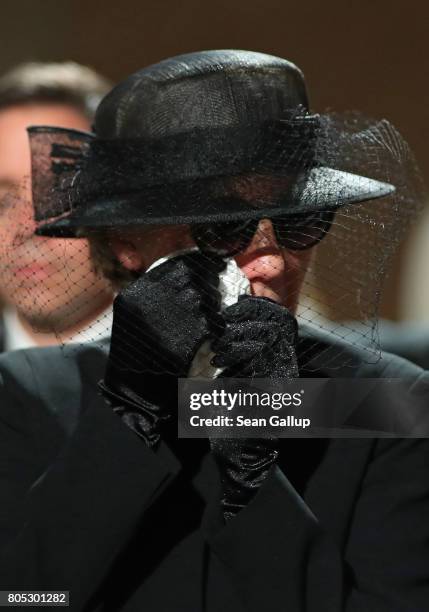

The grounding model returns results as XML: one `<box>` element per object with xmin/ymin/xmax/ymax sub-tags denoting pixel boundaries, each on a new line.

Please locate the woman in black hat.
<box><xmin>0</xmin><ymin>50</ymin><xmax>428</xmax><ymax>611</ymax></box>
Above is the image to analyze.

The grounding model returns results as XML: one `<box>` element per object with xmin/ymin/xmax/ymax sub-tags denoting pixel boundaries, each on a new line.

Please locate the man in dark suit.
<box><xmin>0</xmin><ymin>61</ymin><xmax>113</xmax><ymax>352</ymax></box>
<box><xmin>1</xmin><ymin>50</ymin><xmax>429</xmax><ymax>611</ymax></box>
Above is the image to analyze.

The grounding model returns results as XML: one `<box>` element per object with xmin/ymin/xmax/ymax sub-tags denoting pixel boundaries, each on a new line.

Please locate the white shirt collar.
<box><xmin>2</xmin><ymin>306</ymin><xmax>113</xmax><ymax>352</ymax></box>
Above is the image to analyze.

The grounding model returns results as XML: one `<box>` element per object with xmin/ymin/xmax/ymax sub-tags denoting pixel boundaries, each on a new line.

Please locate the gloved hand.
<box><xmin>211</xmin><ymin>294</ymin><xmax>298</xmax><ymax>377</ymax></box>
<box><xmin>99</xmin><ymin>251</ymin><xmax>225</xmax><ymax>447</ymax></box>
<box><xmin>209</xmin><ymin>295</ymin><xmax>299</xmax><ymax>521</ymax></box>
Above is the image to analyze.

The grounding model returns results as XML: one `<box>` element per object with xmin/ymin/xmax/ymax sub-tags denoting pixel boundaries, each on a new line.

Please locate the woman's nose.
<box><xmin>234</xmin><ymin>218</ymin><xmax>284</xmax><ymax>279</ymax></box>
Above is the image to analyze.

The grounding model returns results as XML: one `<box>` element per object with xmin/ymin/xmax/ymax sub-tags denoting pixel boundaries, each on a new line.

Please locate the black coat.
<box><xmin>0</xmin><ymin>315</ymin><xmax>5</xmax><ymax>353</ymax></box>
<box><xmin>0</xmin><ymin>331</ymin><xmax>428</xmax><ymax>612</ymax></box>
<box><xmin>378</xmin><ymin>321</ymin><xmax>429</xmax><ymax>371</ymax></box>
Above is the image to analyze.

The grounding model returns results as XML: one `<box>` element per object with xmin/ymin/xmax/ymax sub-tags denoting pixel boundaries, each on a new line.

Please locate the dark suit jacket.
<box><xmin>378</xmin><ymin>321</ymin><xmax>429</xmax><ymax>371</ymax></box>
<box><xmin>0</xmin><ymin>331</ymin><xmax>428</xmax><ymax>611</ymax></box>
<box><xmin>0</xmin><ymin>314</ymin><xmax>5</xmax><ymax>353</ymax></box>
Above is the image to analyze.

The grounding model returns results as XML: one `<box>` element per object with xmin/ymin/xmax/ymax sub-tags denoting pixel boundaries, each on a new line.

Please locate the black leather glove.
<box><xmin>209</xmin><ymin>295</ymin><xmax>299</xmax><ymax>521</ymax></box>
<box><xmin>99</xmin><ymin>251</ymin><xmax>225</xmax><ymax>447</ymax></box>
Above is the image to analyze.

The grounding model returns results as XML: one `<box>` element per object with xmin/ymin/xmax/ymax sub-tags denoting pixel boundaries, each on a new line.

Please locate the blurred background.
<box><xmin>0</xmin><ymin>0</ymin><xmax>428</xmax><ymax>322</ymax></box>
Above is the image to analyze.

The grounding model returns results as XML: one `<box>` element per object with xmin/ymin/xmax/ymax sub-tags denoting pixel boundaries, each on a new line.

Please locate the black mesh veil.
<box><xmin>27</xmin><ymin>114</ymin><xmax>396</xmax><ymax>230</ymax></box>
<box><xmin>0</xmin><ymin>50</ymin><xmax>425</xmax><ymax>374</ymax></box>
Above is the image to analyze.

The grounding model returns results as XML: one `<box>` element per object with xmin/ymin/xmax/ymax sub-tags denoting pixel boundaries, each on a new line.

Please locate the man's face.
<box><xmin>108</xmin><ymin>219</ymin><xmax>312</xmax><ymax>313</ymax></box>
<box><xmin>0</xmin><ymin>103</ymin><xmax>113</xmax><ymax>331</ymax></box>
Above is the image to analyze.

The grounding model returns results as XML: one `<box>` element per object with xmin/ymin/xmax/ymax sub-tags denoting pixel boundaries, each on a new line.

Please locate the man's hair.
<box><xmin>0</xmin><ymin>61</ymin><xmax>111</xmax><ymax>119</ymax></box>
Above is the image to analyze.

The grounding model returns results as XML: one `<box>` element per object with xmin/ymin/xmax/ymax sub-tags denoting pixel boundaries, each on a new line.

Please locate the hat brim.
<box><xmin>35</xmin><ymin>166</ymin><xmax>395</xmax><ymax>238</ymax></box>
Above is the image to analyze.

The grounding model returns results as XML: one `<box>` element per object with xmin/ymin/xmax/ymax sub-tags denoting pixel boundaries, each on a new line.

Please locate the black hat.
<box><xmin>28</xmin><ymin>50</ymin><xmax>394</xmax><ymax>237</ymax></box>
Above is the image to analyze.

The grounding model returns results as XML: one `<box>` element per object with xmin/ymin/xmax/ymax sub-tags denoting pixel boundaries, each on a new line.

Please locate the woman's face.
<box><xmin>108</xmin><ymin>218</ymin><xmax>312</xmax><ymax>312</ymax></box>
<box><xmin>234</xmin><ymin>218</ymin><xmax>312</xmax><ymax>311</ymax></box>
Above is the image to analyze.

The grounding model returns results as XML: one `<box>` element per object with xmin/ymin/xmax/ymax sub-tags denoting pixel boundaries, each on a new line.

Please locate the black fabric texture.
<box><xmin>377</xmin><ymin>321</ymin><xmax>429</xmax><ymax>371</ymax></box>
<box><xmin>99</xmin><ymin>252</ymin><xmax>225</xmax><ymax>446</ymax></box>
<box><xmin>211</xmin><ymin>295</ymin><xmax>299</xmax><ymax>377</ymax></box>
<box><xmin>209</xmin><ymin>295</ymin><xmax>299</xmax><ymax>521</ymax></box>
<box><xmin>210</xmin><ymin>437</ymin><xmax>280</xmax><ymax>522</ymax></box>
<box><xmin>0</xmin><ymin>316</ymin><xmax>5</xmax><ymax>354</ymax></box>
<box><xmin>27</xmin><ymin>50</ymin><xmax>397</xmax><ymax>237</ymax></box>
<box><xmin>1</xmin><ymin>341</ymin><xmax>429</xmax><ymax>610</ymax></box>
